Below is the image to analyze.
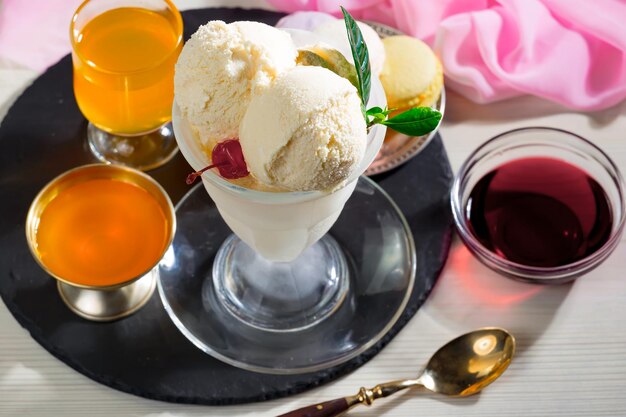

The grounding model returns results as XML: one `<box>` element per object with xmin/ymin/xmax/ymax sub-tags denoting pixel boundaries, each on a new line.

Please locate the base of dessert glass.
<box><xmin>87</xmin><ymin>122</ymin><xmax>178</xmax><ymax>171</ymax></box>
<box><xmin>213</xmin><ymin>234</ymin><xmax>349</xmax><ymax>332</ymax></box>
<box><xmin>158</xmin><ymin>177</ymin><xmax>415</xmax><ymax>374</ymax></box>
<box><xmin>57</xmin><ymin>270</ymin><xmax>157</xmax><ymax>322</ymax></box>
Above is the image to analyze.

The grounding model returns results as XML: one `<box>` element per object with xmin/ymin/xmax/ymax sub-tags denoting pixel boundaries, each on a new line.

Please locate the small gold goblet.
<box><xmin>25</xmin><ymin>164</ymin><xmax>176</xmax><ymax>321</ymax></box>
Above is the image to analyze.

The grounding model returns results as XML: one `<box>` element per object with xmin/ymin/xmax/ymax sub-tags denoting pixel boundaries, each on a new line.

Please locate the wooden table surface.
<box><xmin>2</xmin><ymin>1</ymin><xmax>626</xmax><ymax>416</ymax></box>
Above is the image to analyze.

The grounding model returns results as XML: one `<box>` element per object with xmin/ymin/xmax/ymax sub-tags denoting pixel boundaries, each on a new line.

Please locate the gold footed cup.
<box><xmin>26</xmin><ymin>164</ymin><xmax>176</xmax><ymax>322</ymax></box>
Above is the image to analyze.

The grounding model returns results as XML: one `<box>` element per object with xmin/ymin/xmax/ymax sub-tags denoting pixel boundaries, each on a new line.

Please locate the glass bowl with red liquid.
<box><xmin>451</xmin><ymin>127</ymin><xmax>625</xmax><ymax>284</ymax></box>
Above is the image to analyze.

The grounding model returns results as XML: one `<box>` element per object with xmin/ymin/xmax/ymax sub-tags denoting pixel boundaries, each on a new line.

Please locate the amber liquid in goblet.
<box><xmin>35</xmin><ymin>178</ymin><xmax>170</xmax><ymax>287</ymax></box>
<box><xmin>72</xmin><ymin>7</ymin><xmax>181</xmax><ymax>135</ymax></box>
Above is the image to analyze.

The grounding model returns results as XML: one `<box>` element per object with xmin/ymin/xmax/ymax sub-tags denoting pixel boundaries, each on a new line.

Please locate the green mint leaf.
<box><xmin>366</xmin><ymin>107</ymin><xmax>397</xmax><ymax>127</ymax></box>
<box><xmin>366</xmin><ymin>107</ymin><xmax>384</xmax><ymax>116</ymax></box>
<box><xmin>381</xmin><ymin>107</ymin><xmax>442</xmax><ymax>137</ymax></box>
<box><xmin>365</xmin><ymin>107</ymin><xmax>385</xmax><ymax>127</ymax></box>
<box><xmin>367</xmin><ymin>106</ymin><xmax>395</xmax><ymax>116</ymax></box>
<box><xmin>341</xmin><ymin>7</ymin><xmax>371</xmax><ymax>110</ymax></box>
<box><xmin>367</xmin><ymin>113</ymin><xmax>386</xmax><ymax>127</ymax></box>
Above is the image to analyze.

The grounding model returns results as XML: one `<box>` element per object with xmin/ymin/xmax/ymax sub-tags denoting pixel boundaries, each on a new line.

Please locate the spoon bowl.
<box><xmin>277</xmin><ymin>328</ymin><xmax>515</xmax><ymax>417</ymax></box>
<box><xmin>420</xmin><ymin>328</ymin><xmax>515</xmax><ymax>396</ymax></box>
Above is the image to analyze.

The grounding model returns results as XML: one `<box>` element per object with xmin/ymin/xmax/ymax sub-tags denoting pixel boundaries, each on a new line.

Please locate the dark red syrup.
<box><xmin>466</xmin><ymin>157</ymin><xmax>613</xmax><ymax>267</ymax></box>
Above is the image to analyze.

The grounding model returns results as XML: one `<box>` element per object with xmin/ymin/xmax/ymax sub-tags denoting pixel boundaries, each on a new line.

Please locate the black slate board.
<box><xmin>0</xmin><ymin>8</ymin><xmax>453</xmax><ymax>405</ymax></box>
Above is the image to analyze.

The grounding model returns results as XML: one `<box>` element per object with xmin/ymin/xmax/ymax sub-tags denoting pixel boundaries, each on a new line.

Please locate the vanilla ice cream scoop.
<box><xmin>174</xmin><ymin>21</ymin><xmax>297</xmax><ymax>147</ymax></box>
<box><xmin>239</xmin><ymin>66</ymin><xmax>366</xmax><ymax>192</ymax></box>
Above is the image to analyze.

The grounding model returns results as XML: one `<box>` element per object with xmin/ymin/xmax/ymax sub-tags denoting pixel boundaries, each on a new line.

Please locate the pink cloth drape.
<box><xmin>1</xmin><ymin>0</ymin><xmax>624</xmax><ymax>110</ymax></box>
<box><xmin>271</xmin><ymin>0</ymin><xmax>626</xmax><ymax>111</ymax></box>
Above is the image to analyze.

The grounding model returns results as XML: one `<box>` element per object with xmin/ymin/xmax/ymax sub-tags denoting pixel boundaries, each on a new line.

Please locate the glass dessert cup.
<box><xmin>451</xmin><ymin>127</ymin><xmax>626</xmax><ymax>284</ymax></box>
<box><xmin>25</xmin><ymin>164</ymin><xmax>176</xmax><ymax>321</ymax></box>
<box><xmin>173</xmin><ymin>90</ymin><xmax>388</xmax><ymax>330</ymax></box>
<box><xmin>162</xmin><ymin>29</ymin><xmax>416</xmax><ymax>372</ymax></box>
<box><xmin>70</xmin><ymin>0</ymin><xmax>183</xmax><ymax>171</ymax></box>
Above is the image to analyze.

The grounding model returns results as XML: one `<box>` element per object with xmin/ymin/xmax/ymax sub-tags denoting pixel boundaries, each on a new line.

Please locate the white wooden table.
<box><xmin>2</xmin><ymin>1</ymin><xmax>626</xmax><ymax>416</ymax></box>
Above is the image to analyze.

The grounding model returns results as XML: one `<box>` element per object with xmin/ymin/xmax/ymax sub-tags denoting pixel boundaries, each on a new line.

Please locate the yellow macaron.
<box><xmin>379</xmin><ymin>35</ymin><xmax>443</xmax><ymax>111</ymax></box>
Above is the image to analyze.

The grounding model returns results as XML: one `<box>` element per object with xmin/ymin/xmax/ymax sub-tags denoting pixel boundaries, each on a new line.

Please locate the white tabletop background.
<box><xmin>2</xmin><ymin>1</ymin><xmax>626</xmax><ymax>416</ymax></box>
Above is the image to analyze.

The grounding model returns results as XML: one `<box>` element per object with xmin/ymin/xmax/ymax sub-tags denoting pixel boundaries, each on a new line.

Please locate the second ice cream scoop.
<box><xmin>239</xmin><ymin>65</ymin><xmax>367</xmax><ymax>192</ymax></box>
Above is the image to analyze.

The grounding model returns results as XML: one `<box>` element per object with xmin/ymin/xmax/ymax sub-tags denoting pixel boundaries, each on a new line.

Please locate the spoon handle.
<box><xmin>275</xmin><ymin>398</ymin><xmax>351</xmax><ymax>417</ymax></box>
<box><xmin>275</xmin><ymin>379</ymin><xmax>419</xmax><ymax>417</ymax></box>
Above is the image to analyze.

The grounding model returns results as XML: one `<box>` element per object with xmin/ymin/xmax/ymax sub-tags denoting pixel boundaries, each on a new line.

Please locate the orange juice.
<box><xmin>35</xmin><ymin>178</ymin><xmax>170</xmax><ymax>287</ymax></box>
<box><xmin>72</xmin><ymin>6</ymin><xmax>182</xmax><ymax>135</ymax></box>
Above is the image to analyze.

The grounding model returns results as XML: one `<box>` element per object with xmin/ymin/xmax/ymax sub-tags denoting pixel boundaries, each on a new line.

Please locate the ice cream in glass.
<box><xmin>172</xmin><ymin>20</ymin><xmax>386</xmax><ymax>332</ymax></box>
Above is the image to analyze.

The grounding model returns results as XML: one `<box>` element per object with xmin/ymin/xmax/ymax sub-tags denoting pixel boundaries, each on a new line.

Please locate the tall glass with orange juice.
<box><xmin>70</xmin><ymin>0</ymin><xmax>183</xmax><ymax>171</ymax></box>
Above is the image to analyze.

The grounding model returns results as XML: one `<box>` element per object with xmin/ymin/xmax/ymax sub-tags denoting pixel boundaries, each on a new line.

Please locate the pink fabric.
<box><xmin>0</xmin><ymin>0</ymin><xmax>83</xmax><ymax>71</ymax></box>
<box><xmin>270</xmin><ymin>0</ymin><xmax>626</xmax><ymax>110</ymax></box>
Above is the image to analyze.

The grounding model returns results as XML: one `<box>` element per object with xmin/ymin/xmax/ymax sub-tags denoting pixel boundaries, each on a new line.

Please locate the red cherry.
<box><xmin>186</xmin><ymin>139</ymin><xmax>249</xmax><ymax>185</ymax></box>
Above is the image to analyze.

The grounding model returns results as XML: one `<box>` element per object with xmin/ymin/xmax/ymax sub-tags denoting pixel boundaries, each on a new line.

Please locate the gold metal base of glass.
<box><xmin>57</xmin><ymin>269</ymin><xmax>157</xmax><ymax>321</ymax></box>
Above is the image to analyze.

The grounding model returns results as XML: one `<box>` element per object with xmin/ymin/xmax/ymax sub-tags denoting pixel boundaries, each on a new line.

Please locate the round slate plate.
<box><xmin>0</xmin><ymin>8</ymin><xmax>453</xmax><ymax>405</ymax></box>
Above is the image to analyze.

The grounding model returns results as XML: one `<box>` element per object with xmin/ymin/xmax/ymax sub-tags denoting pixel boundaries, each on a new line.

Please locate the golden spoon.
<box><xmin>277</xmin><ymin>327</ymin><xmax>515</xmax><ymax>417</ymax></box>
